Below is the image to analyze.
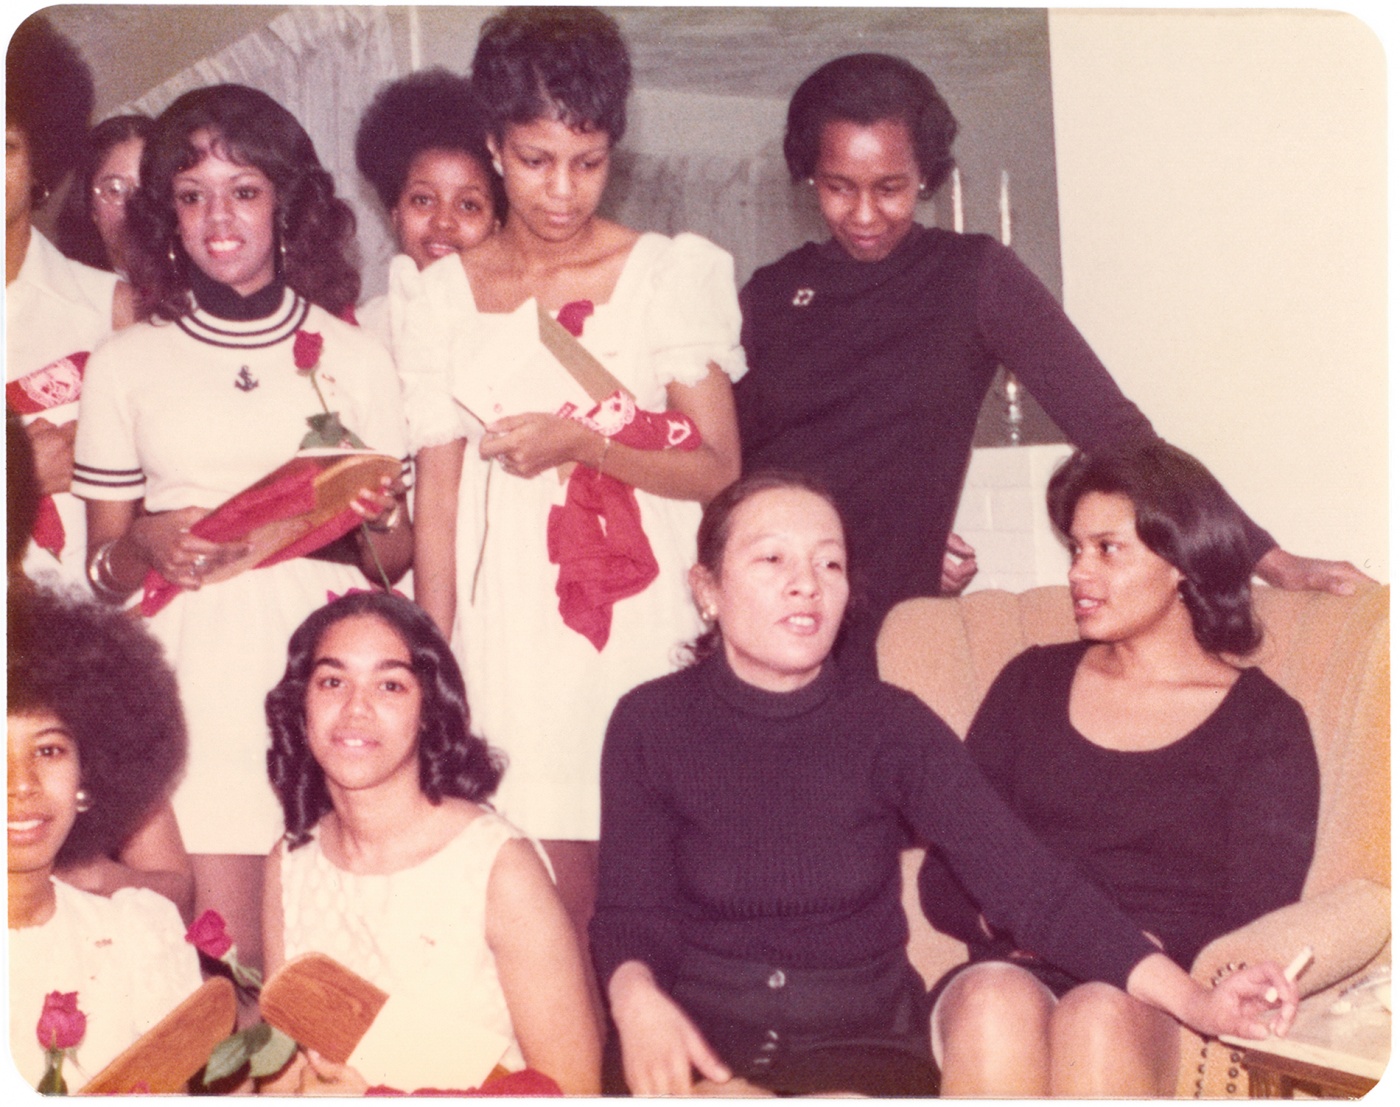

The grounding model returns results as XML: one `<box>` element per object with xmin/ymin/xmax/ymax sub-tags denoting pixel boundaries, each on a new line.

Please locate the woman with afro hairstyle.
<box><xmin>391</xmin><ymin>6</ymin><xmax>745</xmax><ymax>956</ymax></box>
<box><xmin>260</xmin><ymin>592</ymin><xmax>600</xmax><ymax>1094</ymax></box>
<box><xmin>6</xmin><ymin>14</ymin><xmax>138</xmax><ymax>593</ymax></box>
<box><xmin>920</xmin><ymin>441</ymin><xmax>1318</xmax><ymax>1094</ymax></box>
<box><xmin>735</xmin><ymin>53</ymin><xmax>1369</xmax><ymax>676</ymax></box>
<box><xmin>71</xmin><ymin>83</ymin><xmax>413</xmax><ymax>973</ymax></box>
<box><xmin>353</xmin><ymin>68</ymin><xmax>502</xmax><ymax>346</ymax></box>
<box><xmin>55</xmin><ymin>113</ymin><xmax>155</xmax><ymax>274</ymax></box>
<box><xmin>8</xmin><ymin>588</ymin><xmax>201</xmax><ymax>1089</ymax></box>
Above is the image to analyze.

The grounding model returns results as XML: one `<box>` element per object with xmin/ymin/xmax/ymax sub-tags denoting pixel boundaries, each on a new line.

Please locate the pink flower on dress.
<box><xmin>36</xmin><ymin>991</ymin><xmax>86</xmax><ymax>1051</ymax></box>
<box><xmin>293</xmin><ymin>330</ymin><xmax>324</xmax><ymax>372</ymax></box>
<box><xmin>185</xmin><ymin>909</ymin><xmax>235</xmax><ymax>959</ymax></box>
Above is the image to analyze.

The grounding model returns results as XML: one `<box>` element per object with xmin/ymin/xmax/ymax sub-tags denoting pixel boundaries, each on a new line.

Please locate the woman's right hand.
<box><xmin>609</xmin><ymin>961</ymin><xmax>731</xmax><ymax>1095</ymax></box>
<box><xmin>126</xmin><ymin>507</ymin><xmax>248</xmax><ymax>589</ymax></box>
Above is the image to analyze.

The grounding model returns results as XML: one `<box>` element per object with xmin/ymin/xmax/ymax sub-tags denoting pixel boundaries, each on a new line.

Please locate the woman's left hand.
<box><xmin>1185</xmin><ymin>962</ymin><xmax>1298</xmax><ymax>1040</ymax></box>
<box><xmin>480</xmin><ymin>413</ymin><xmax>593</xmax><ymax>479</ymax></box>
<box><xmin>1254</xmin><ymin>547</ymin><xmax>1375</xmax><ymax>596</ymax></box>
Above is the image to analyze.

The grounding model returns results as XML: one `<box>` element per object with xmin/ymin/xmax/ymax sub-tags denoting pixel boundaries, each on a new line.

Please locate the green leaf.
<box><xmin>202</xmin><ymin>1029</ymin><xmax>253</xmax><ymax>1084</ymax></box>
<box><xmin>247</xmin><ymin>1027</ymin><xmax>298</xmax><ymax>1079</ymax></box>
<box><xmin>300</xmin><ymin>411</ymin><xmax>368</xmax><ymax>451</ymax></box>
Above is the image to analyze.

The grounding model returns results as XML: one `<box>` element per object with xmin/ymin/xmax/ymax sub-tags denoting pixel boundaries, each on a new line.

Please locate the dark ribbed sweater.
<box><xmin>919</xmin><ymin>643</ymin><xmax>1318</xmax><ymax>970</ymax></box>
<box><xmin>590</xmin><ymin>653</ymin><xmax>1156</xmax><ymax>995</ymax></box>
<box><xmin>736</xmin><ymin>228</ymin><xmax>1275</xmax><ymax>655</ymax></box>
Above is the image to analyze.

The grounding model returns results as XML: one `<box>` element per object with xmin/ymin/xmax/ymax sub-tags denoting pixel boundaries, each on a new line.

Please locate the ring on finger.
<box><xmin>192</xmin><ymin>553</ymin><xmax>209</xmax><ymax>574</ymax></box>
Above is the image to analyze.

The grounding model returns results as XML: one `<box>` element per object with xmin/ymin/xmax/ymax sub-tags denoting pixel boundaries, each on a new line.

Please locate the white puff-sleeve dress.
<box><xmin>72</xmin><ymin>291</ymin><xmax>412</xmax><ymax>855</ymax></box>
<box><xmin>390</xmin><ymin>232</ymin><xmax>747</xmax><ymax>840</ymax></box>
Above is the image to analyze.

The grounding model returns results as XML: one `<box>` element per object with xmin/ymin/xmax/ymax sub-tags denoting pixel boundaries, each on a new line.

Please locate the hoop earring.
<box><xmin>75</xmin><ymin>789</ymin><xmax>92</xmax><ymax>813</ymax></box>
<box><xmin>167</xmin><ymin>239</ymin><xmax>179</xmax><ymax>267</ymax></box>
<box><xmin>491</xmin><ymin>158</ymin><xmax>504</xmax><ymax>177</ymax></box>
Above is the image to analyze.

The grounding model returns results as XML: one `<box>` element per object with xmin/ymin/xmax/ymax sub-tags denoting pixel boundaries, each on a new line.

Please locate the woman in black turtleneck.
<box><xmin>735</xmin><ymin>54</ymin><xmax>1368</xmax><ymax>675</ymax></box>
<box><xmin>72</xmin><ymin>84</ymin><xmax>412</xmax><ymax>974</ymax></box>
<box><xmin>592</xmin><ymin>472</ymin><xmax>1297</xmax><ymax>1097</ymax></box>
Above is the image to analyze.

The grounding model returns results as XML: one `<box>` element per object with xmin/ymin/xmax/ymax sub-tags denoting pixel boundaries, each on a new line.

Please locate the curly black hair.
<box><xmin>265</xmin><ymin>592</ymin><xmax>505</xmax><ymax>850</ymax></box>
<box><xmin>5</xmin><ymin>13</ymin><xmax>94</xmax><ymax>204</ymax></box>
<box><xmin>1047</xmin><ymin>442</ymin><xmax>1263</xmax><ymax>655</ymax></box>
<box><xmin>125</xmin><ymin>84</ymin><xmax>360</xmax><ymax>321</ymax></box>
<box><xmin>355</xmin><ymin>68</ymin><xmax>504</xmax><ymax>217</ymax></box>
<box><xmin>55</xmin><ymin>113</ymin><xmax>155</xmax><ymax>270</ymax></box>
<box><xmin>471</xmin><ymin>6</ymin><xmax>631</xmax><ymax>143</ymax></box>
<box><xmin>783</xmin><ymin>53</ymin><xmax>958</xmax><ymax>192</ymax></box>
<box><xmin>7</xmin><ymin>588</ymin><xmax>187</xmax><ymax>866</ymax></box>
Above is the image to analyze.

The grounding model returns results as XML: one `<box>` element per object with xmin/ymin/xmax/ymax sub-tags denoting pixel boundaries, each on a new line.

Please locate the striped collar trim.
<box><xmin>175</xmin><ymin>288</ymin><xmax>311</xmax><ymax>349</ymax></box>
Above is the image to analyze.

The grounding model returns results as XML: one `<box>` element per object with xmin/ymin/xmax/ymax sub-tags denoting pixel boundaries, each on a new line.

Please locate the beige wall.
<box><xmin>1048</xmin><ymin>9</ymin><xmax>1388</xmax><ymax>579</ymax></box>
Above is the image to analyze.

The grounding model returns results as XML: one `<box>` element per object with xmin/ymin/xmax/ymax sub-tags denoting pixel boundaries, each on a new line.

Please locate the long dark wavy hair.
<box><xmin>1047</xmin><ymin>442</ymin><xmax>1262</xmax><ymax>655</ymax></box>
<box><xmin>266</xmin><ymin>592</ymin><xmax>504</xmax><ymax>850</ymax></box>
<box><xmin>685</xmin><ymin>470</ymin><xmax>852</xmax><ymax>664</ymax></box>
<box><xmin>126</xmin><ymin>84</ymin><xmax>359</xmax><ymax>321</ymax></box>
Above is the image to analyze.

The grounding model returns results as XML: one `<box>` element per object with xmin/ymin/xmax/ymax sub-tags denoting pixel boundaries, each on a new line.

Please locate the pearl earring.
<box><xmin>75</xmin><ymin>789</ymin><xmax>92</xmax><ymax>813</ymax></box>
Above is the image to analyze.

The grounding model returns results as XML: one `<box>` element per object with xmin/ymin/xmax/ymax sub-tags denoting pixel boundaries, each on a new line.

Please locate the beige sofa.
<box><xmin>878</xmin><ymin>584</ymin><xmax>1390</xmax><ymax>1097</ymax></box>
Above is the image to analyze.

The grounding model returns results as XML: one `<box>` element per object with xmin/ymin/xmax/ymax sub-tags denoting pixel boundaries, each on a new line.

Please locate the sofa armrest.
<box><xmin>1189</xmin><ymin>879</ymin><xmax>1390</xmax><ymax>996</ymax></box>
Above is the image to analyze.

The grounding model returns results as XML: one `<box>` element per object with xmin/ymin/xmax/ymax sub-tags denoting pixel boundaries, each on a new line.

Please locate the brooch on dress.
<box><xmin>792</xmin><ymin>288</ymin><xmax>815</xmax><ymax>307</ymax></box>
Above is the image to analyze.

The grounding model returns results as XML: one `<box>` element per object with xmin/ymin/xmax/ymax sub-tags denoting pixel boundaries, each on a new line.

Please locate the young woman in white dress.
<box><xmin>73</xmin><ymin>84</ymin><xmax>412</xmax><ymax>975</ymax></box>
<box><xmin>261</xmin><ymin>592</ymin><xmax>600</xmax><ymax>1094</ymax></box>
<box><xmin>8</xmin><ymin>590</ymin><xmax>201</xmax><ymax>1090</ymax></box>
<box><xmin>393</xmin><ymin>7</ymin><xmax>744</xmax><ymax>940</ymax></box>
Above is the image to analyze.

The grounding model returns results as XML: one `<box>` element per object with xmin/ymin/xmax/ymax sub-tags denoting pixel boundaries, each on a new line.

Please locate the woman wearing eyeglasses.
<box><xmin>57</xmin><ymin>114</ymin><xmax>154</xmax><ymax>276</ymax></box>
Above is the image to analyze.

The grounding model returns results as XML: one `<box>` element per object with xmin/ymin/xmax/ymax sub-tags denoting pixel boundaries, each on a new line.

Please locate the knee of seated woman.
<box><xmin>936</xmin><ymin>961</ymin><xmax>1055</xmax><ymax>1034</ymax></box>
<box><xmin>1051</xmin><ymin>980</ymin><xmax>1161</xmax><ymax>1036</ymax></box>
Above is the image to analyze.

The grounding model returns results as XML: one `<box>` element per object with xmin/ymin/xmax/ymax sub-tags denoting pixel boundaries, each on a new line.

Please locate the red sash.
<box><xmin>6</xmin><ymin>351</ymin><xmax>89</xmax><ymax>558</ymax></box>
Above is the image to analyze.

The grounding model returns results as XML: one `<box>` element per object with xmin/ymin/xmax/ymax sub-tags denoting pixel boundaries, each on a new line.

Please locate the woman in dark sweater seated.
<box><xmin>920</xmin><ymin>442</ymin><xmax>1319</xmax><ymax>1096</ymax></box>
<box><xmin>591</xmin><ymin>471</ymin><xmax>1300</xmax><ymax>1097</ymax></box>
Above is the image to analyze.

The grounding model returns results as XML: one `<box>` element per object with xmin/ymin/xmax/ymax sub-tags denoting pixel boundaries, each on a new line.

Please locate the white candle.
<box><xmin>952</xmin><ymin>167</ymin><xmax>964</xmax><ymax>234</ymax></box>
<box><xmin>999</xmin><ymin>170</ymin><xmax>1011</xmax><ymax>246</ymax></box>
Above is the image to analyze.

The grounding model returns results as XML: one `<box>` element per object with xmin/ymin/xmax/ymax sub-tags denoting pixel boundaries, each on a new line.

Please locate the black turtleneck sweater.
<box><xmin>187</xmin><ymin>265</ymin><xmax>286</xmax><ymax>321</ymax></box>
<box><xmin>590</xmin><ymin>653</ymin><xmax>1155</xmax><ymax>996</ymax></box>
<box><xmin>736</xmin><ymin>228</ymin><xmax>1275</xmax><ymax>666</ymax></box>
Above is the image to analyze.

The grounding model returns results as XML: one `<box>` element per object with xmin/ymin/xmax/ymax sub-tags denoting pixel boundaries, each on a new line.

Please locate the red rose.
<box><xmin>36</xmin><ymin>991</ymin><xmax>86</xmax><ymax>1051</ymax></box>
<box><xmin>185</xmin><ymin>909</ymin><xmax>235</xmax><ymax>959</ymax></box>
<box><xmin>293</xmin><ymin>330</ymin><xmax>324</xmax><ymax>371</ymax></box>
